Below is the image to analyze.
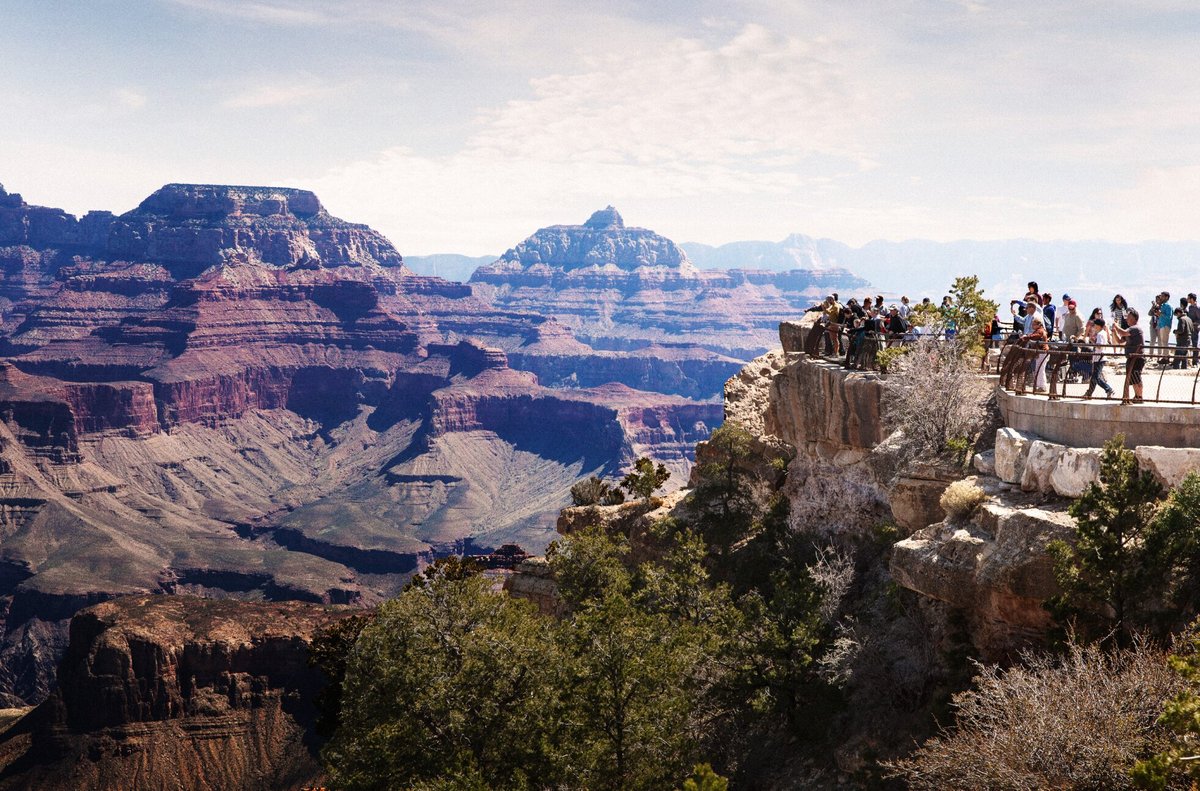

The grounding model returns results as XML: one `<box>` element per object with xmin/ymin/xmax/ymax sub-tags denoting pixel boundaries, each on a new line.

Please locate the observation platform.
<box><xmin>997</xmin><ymin>388</ymin><xmax>1200</xmax><ymax>448</ymax></box>
<box><xmin>997</xmin><ymin>342</ymin><xmax>1200</xmax><ymax>448</ymax></box>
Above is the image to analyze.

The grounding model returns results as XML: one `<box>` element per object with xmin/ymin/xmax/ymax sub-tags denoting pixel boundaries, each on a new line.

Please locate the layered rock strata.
<box><xmin>0</xmin><ymin>595</ymin><xmax>349</xmax><ymax>791</ymax></box>
<box><xmin>0</xmin><ymin>183</ymin><xmax>724</xmax><ymax>704</ymax></box>
<box><xmin>470</xmin><ymin>208</ymin><xmax>868</xmax><ymax>359</ymax></box>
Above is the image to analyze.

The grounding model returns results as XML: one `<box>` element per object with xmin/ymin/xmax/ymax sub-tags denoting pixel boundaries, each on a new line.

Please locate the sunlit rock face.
<box><xmin>470</xmin><ymin>208</ymin><xmax>870</xmax><ymax>359</ymax></box>
<box><xmin>0</xmin><ymin>184</ymin><xmax>723</xmax><ymax>705</ymax></box>
<box><xmin>0</xmin><ymin>596</ymin><xmax>349</xmax><ymax>791</ymax></box>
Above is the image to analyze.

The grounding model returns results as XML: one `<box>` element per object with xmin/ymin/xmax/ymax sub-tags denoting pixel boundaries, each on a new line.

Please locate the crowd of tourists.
<box><xmin>808</xmin><ymin>282</ymin><xmax>1200</xmax><ymax>405</ymax></box>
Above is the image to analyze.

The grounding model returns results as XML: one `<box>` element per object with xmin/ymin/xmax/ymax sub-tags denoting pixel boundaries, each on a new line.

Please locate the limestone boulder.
<box><xmin>1050</xmin><ymin>447</ymin><xmax>1102</xmax><ymax>498</ymax></box>
<box><xmin>1021</xmin><ymin>440</ymin><xmax>1067</xmax><ymax>493</ymax></box>
<box><xmin>994</xmin><ymin>427</ymin><xmax>1034</xmax><ymax>484</ymax></box>
<box><xmin>1133</xmin><ymin>446</ymin><xmax>1200</xmax><ymax>490</ymax></box>
<box><xmin>891</xmin><ymin>497</ymin><xmax>1075</xmax><ymax>659</ymax></box>
<box><xmin>888</xmin><ymin>462</ymin><xmax>960</xmax><ymax>533</ymax></box>
<box><xmin>779</xmin><ymin>319</ymin><xmax>811</xmax><ymax>354</ymax></box>
<box><xmin>973</xmin><ymin>449</ymin><xmax>995</xmax><ymax>476</ymax></box>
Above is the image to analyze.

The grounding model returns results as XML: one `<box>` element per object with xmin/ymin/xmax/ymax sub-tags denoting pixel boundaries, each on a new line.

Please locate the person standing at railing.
<box><xmin>1061</xmin><ymin>299</ymin><xmax>1083</xmax><ymax>342</ymax></box>
<box><xmin>1021</xmin><ymin>317</ymin><xmax>1050</xmax><ymax>393</ymax></box>
<box><xmin>822</xmin><ymin>295</ymin><xmax>843</xmax><ymax>356</ymax></box>
<box><xmin>1150</xmin><ymin>292</ymin><xmax>1173</xmax><ymax>365</ymax></box>
<box><xmin>1111</xmin><ymin>294</ymin><xmax>1130</xmax><ymax>330</ymax></box>
<box><xmin>1040</xmin><ymin>293</ymin><xmax>1056</xmax><ymax>339</ymax></box>
<box><xmin>1173</xmin><ymin>305</ymin><xmax>1193</xmax><ymax>370</ymax></box>
<box><xmin>885</xmin><ymin>305</ymin><xmax>907</xmax><ymax>346</ymax></box>
<box><xmin>1083</xmin><ymin>318</ymin><xmax>1115</xmax><ymax>399</ymax></box>
<box><xmin>1189</xmin><ymin>293</ymin><xmax>1200</xmax><ymax>365</ymax></box>
<box><xmin>1056</xmin><ymin>294</ymin><xmax>1072</xmax><ymax>338</ymax></box>
<box><xmin>1112</xmin><ymin>308</ymin><xmax>1145</xmax><ymax>404</ymax></box>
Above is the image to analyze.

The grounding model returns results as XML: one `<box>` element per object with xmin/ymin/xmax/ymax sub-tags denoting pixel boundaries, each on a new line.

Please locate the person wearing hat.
<box><xmin>885</xmin><ymin>304</ymin><xmax>907</xmax><ymax>343</ymax></box>
<box><xmin>1056</xmin><ymin>294</ymin><xmax>1071</xmax><ymax>339</ymax></box>
<box><xmin>1061</xmin><ymin>299</ymin><xmax>1083</xmax><ymax>341</ymax></box>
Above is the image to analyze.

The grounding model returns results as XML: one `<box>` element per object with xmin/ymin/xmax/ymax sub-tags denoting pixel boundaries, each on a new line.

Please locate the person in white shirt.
<box><xmin>1084</xmin><ymin>318</ymin><xmax>1114</xmax><ymax>399</ymax></box>
<box><xmin>898</xmin><ymin>296</ymin><xmax>912</xmax><ymax>319</ymax></box>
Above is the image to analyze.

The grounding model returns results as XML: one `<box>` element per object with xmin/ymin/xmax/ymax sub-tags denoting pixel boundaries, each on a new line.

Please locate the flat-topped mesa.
<box><xmin>107</xmin><ymin>183</ymin><xmax>408</xmax><ymax>277</ymax></box>
<box><xmin>0</xmin><ymin>184</ymin><xmax>113</xmax><ymax>251</ymax></box>
<box><xmin>473</xmin><ymin>206</ymin><xmax>696</xmax><ymax>277</ymax></box>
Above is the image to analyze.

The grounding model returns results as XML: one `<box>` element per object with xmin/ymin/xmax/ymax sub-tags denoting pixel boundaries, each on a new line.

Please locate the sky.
<box><xmin>3</xmin><ymin>1</ymin><xmax>1200</xmax><ymax>255</ymax></box>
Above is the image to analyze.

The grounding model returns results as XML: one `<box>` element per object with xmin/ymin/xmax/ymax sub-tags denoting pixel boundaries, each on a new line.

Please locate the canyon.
<box><xmin>0</xmin><ymin>182</ymin><xmax>766</xmax><ymax>705</ymax></box>
<box><xmin>0</xmin><ymin>311</ymin><xmax>1117</xmax><ymax>788</ymax></box>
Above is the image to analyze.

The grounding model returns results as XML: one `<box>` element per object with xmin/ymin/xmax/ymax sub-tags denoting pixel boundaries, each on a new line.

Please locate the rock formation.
<box><xmin>0</xmin><ymin>183</ymin><xmax>727</xmax><ymax>705</ymax></box>
<box><xmin>0</xmin><ymin>595</ymin><xmax>348</xmax><ymax>790</ymax></box>
<box><xmin>709</xmin><ymin>319</ymin><xmax>1084</xmax><ymax>659</ymax></box>
<box><xmin>470</xmin><ymin>208</ymin><xmax>869</xmax><ymax>359</ymax></box>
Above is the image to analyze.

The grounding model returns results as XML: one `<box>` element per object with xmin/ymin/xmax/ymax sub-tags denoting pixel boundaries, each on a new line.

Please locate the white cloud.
<box><xmin>165</xmin><ymin>0</ymin><xmax>329</xmax><ymax>25</ymax></box>
<box><xmin>221</xmin><ymin>81</ymin><xmax>340</xmax><ymax>109</ymax></box>
<box><xmin>307</xmin><ymin>23</ymin><xmax>885</xmax><ymax>252</ymax></box>
<box><xmin>113</xmin><ymin>87</ymin><xmax>147</xmax><ymax>109</ymax></box>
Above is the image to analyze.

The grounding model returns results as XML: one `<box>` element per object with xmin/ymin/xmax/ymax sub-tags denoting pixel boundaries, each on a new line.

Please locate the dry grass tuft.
<box><xmin>939</xmin><ymin>479</ymin><xmax>987</xmax><ymax>521</ymax></box>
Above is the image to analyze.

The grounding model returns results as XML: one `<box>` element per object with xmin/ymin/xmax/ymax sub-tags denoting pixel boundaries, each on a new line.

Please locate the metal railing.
<box><xmin>997</xmin><ymin>339</ymin><xmax>1200</xmax><ymax>404</ymax></box>
<box><xmin>802</xmin><ymin>318</ymin><xmax>935</xmax><ymax>370</ymax></box>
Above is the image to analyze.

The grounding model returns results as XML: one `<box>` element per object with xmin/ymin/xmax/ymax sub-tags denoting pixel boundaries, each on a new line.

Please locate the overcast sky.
<box><xmin>3</xmin><ymin>1</ymin><xmax>1200</xmax><ymax>254</ymax></box>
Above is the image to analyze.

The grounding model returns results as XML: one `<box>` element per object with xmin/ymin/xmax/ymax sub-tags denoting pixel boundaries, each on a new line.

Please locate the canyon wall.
<box><xmin>0</xmin><ymin>595</ymin><xmax>347</xmax><ymax>791</ymax></box>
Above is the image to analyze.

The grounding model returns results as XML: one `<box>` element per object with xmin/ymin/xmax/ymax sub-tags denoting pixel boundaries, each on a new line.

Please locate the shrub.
<box><xmin>885</xmin><ymin>336</ymin><xmax>992</xmax><ymax>457</ymax></box>
<box><xmin>622</xmin><ymin>457</ymin><xmax>672</xmax><ymax>500</ymax></box>
<box><xmin>876</xmin><ymin>345</ymin><xmax>909</xmax><ymax>372</ymax></box>
<box><xmin>571</xmin><ymin>475</ymin><xmax>617</xmax><ymax>506</ymax></box>
<box><xmin>887</xmin><ymin>639</ymin><xmax>1182</xmax><ymax>790</ymax></box>
<box><xmin>939</xmin><ymin>480</ymin><xmax>987</xmax><ymax>521</ymax></box>
<box><xmin>1047</xmin><ymin>435</ymin><xmax>1167</xmax><ymax>641</ymax></box>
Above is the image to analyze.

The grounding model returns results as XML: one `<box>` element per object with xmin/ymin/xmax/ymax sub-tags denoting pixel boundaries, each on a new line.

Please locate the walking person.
<box><xmin>1083</xmin><ymin>318</ymin><xmax>1114</xmax><ymax>399</ymax></box>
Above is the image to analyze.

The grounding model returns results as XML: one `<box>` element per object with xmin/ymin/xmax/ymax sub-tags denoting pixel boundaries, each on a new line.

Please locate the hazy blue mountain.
<box><xmin>404</xmin><ymin>253</ymin><xmax>496</xmax><ymax>282</ymax></box>
<box><xmin>683</xmin><ymin>235</ymin><xmax>1200</xmax><ymax>320</ymax></box>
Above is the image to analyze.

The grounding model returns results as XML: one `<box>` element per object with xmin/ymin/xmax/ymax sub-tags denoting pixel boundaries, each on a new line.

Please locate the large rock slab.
<box><xmin>888</xmin><ymin>463</ymin><xmax>960</xmax><ymax>533</ymax></box>
<box><xmin>1021</xmin><ymin>440</ymin><xmax>1068</xmax><ymax>493</ymax></box>
<box><xmin>1050</xmin><ymin>447</ymin><xmax>1103</xmax><ymax>497</ymax></box>
<box><xmin>1133</xmin><ymin>446</ymin><xmax>1200</xmax><ymax>490</ymax></box>
<box><xmin>973</xmin><ymin>449</ymin><xmax>996</xmax><ymax>476</ymax></box>
<box><xmin>994</xmin><ymin>427</ymin><xmax>1034</xmax><ymax>484</ymax></box>
<box><xmin>0</xmin><ymin>596</ymin><xmax>351</xmax><ymax>791</ymax></box>
<box><xmin>891</xmin><ymin>497</ymin><xmax>1075</xmax><ymax>659</ymax></box>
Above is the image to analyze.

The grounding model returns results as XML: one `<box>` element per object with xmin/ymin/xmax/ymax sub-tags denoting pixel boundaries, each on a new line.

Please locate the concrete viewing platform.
<box><xmin>998</xmin><ymin>387</ymin><xmax>1200</xmax><ymax>448</ymax></box>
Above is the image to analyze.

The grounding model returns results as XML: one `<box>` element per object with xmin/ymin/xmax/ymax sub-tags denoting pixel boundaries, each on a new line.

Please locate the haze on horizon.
<box><xmin>3</xmin><ymin>1</ymin><xmax>1200</xmax><ymax>255</ymax></box>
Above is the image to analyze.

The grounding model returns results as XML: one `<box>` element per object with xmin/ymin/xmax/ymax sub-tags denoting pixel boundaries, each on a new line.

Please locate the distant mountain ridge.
<box><xmin>405</xmin><ymin>253</ymin><xmax>495</xmax><ymax>283</ymax></box>
<box><xmin>469</xmin><ymin>208</ymin><xmax>868</xmax><ymax>358</ymax></box>
<box><xmin>682</xmin><ymin>235</ymin><xmax>1200</xmax><ymax>311</ymax></box>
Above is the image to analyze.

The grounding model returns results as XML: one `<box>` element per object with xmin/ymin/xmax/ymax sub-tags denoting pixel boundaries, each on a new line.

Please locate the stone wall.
<box><xmin>991</xmin><ymin>425</ymin><xmax>1200</xmax><ymax>495</ymax></box>
<box><xmin>998</xmin><ymin>388</ymin><xmax>1200</xmax><ymax>447</ymax></box>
